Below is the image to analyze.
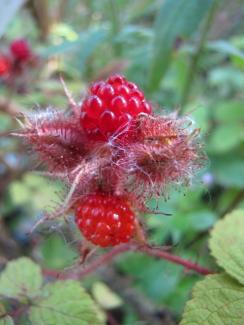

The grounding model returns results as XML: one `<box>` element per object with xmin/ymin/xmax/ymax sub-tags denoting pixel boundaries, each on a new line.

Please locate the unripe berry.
<box><xmin>75</xmin><ymin>193</ymin><xmax>136</xmax><ymax>247</ymax></box>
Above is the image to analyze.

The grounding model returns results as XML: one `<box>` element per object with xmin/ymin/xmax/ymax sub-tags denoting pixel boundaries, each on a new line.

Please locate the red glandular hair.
<box><xmin>120</xmin><ymin>114</ymin><xmax>204</xmax><ymax>200</ymax></box>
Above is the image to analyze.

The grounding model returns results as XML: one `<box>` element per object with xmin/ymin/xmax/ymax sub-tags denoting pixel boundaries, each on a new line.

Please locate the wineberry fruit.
<box><xmin>0</xmin><ymin>55</ymin><xmax>11</xmax><ymax>76</ymax></box>
<box><xmin>80</xmin><ymin>74</ymin><xmax>152</xmax><ymax>140</ymax></box>
<box><xmin>75</xmin><ymin>193</ymin><xmax>135</xmax><ymax>247</ymax></box>
<box><xmin>10</xmin><ymin>39</ymin><xmax>32</xmax><ymax>61</ymax></box>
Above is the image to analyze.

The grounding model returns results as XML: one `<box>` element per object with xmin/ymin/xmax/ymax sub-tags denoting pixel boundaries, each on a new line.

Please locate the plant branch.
<box><xmin>138</xmin><ymin>245</ymin><xmax>213</xmax><ymax>275</ymax></box>
<box><xmin>43</xmin><ymin>243</ymin><xmax>214</xmax><ymax>280</ymax></box>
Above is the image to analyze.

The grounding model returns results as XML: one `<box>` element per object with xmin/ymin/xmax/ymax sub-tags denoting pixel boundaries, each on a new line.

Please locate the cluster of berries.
<box><xmin>18</xmin><ymin>74</ymin><xmax>203</xmax><ymax>247</ymax></box>
<box><xmin>0</xmin><ymin>39</ymin><xmax>38</xmax><ymax>90</ymax></box>
<box><xmin>76</xmin><ymin>76</ymin><xmax>153</xmax><ymax>245</ymax></box>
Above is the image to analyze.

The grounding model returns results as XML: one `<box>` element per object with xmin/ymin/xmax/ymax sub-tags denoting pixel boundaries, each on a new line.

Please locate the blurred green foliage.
<box><xmin>0</xmin><ymin>0</ymin><xmax>244</xmax><ymax>324</ymax></box>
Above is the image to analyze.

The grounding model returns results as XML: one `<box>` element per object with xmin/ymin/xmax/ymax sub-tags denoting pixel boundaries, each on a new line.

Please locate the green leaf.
<box><xmin>0</xmin><ymin>258</ymin><xmax>42</xmax><ymax>300</ymax></box>
<box><xmin>91</xmin><ymin>282</ymin><xmax>122</xmax><ymax>309</ymax></box>
<box><xmin>209</xmin><ymin>209</ymin><xmax>244</xmax><ymax>284</ymax></box>
<box><xmin>40</xmin><ymin>234</ymin><xmax>77</xmax><ymax>269</ymax></box>
<box><xmin>0</xmin><ymin>304</ymin><xmax>14</xmax><ymax>325</ymax></box>
<box><xmin>180</xmin><ymin>274</ymin><xmax>244</xmax><ymax>325</ymax></box>
<box><xmin>76</xmin><ymin>28</ymin><xmax>108</xmax><ymax>72</ymax></box>
<box><xmin>211</xmin><ymin>157</ymin><xmax>244</xmax><ymax>188</ymax></box>
<box><xmin>40</xmin><ymin>28</ymin><xmax>107</xmax><ymax>60</ymax></box>
<box><xmin>207</xmin><ymin>40</ymin><xmax>244</xmax><ymax>60</ymax></box>
<box><xmin>0</xmin><ymin>0</ymin><xmax>24</xmax><ymax>37</ymax></box>
<box><xmin>29</xmin><ymin>280</ymin><xmax>105</xmax><ymax>325</ymax></box>
<box><xmin>213</xmin><ymin>101</ymin><xmax>244</xmax><ymax>124</ymax></box>
<box><xmin>208</xmin><ymin>124</ymin><xmax>242</xmax><ymax>153</ymax></box>
<box><xmin>9</xmin><ymin>173</ymin><xmax>63</xmax><ymax>211</ymax></box>
<box><xmin>148</xmin><ymin>0</ymin><xmax>213</xmax><ymax>91</ymax></box>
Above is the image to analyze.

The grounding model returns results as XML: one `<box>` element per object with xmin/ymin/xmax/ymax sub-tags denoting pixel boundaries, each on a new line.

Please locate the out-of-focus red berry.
<box><xmin>75</xmin><ymin>193</ymin><xmax>135</xmax><ymax>247</ymax></box>
<box><xmin>0</xmin><ymin>55</ymin><xmax>11</xmax><ymax>77</ymax></box>
<box><xmin>10</xmin><ymin>39</ymin><xmax>32</xmax><ymax>61</ymax></box>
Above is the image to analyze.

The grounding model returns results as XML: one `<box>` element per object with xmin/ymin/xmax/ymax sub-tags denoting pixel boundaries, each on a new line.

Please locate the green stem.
<box><xmin>180</xmin><ymin>1</ymin><xmax>218</xmax><ymax>113</ymax></box>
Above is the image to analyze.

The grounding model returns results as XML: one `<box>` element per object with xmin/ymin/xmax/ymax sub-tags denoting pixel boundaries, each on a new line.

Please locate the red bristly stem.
<box><xmin>43</xmin><ymin>243</ymin><xmax>214</xmax><ymax>280</ymax></box>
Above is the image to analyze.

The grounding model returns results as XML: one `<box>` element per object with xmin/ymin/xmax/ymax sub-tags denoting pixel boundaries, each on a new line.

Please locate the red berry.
<box><xmin>10</xmin><ymin>39</ymin><xmax>32</xmax><ymax>61</ymax></box>
<box><xmin>0</xmin><ymin>55</ymin><xmax>11</xmax><ymax>76</ymax></box>
<box><xmin>75</xmin><ymin>193</ymin><xmax>136</xmax><ymax>247</ymax></box>
<box><xmin>80</xmin><ymin>74</ymin><xmax>152</xmax><ymax>140</ymax></box>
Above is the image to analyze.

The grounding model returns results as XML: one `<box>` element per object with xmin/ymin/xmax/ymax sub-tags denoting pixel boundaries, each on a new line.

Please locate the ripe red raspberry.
<box><xmin>10</xmin><ymin>39</ymin><xmax>32</xmax><ymax>61</ymax></box>
<box><xmin>80</xmin><ymin>74</ymin><xmax>152</xmax><ymax>141</ymax></box>
<box><xmin>0</xmin><ymin>55</ymin><xmax>11</xmax><ymax>76</ymax></box>
<box><xmin>75</xmin><ymin>193</ymin><xmax>135</xmax><ymax>247</ymax></box>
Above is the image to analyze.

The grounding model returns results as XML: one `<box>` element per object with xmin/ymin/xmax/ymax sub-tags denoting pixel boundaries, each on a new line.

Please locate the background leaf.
<box><xmin>148</xmin><ymin>0</ymin><xmax>213</xmax><ymax>91</ymax></box>
<box><xmin>211</xmin><ymin>157</ymin><xmax>244</xmax><ymax>188</ymax></box>
<box><xmin>0</xmin><ymin>258</ymin><xmax>42</xmax><ymax>300</ymax></box>
<box><xmin>180</xmin><ymin>274</ymin><xmax>244</xmax><ymax>325</ymax></box>
<box><xmin>209</xmin><ymin>209</ymin><xmax>244</xmax><ymax>284</ymax></box>
<box><xmin>29</xmin><ymin>280</ymin><xmax>105</xmax><ymax>325</ymax></box>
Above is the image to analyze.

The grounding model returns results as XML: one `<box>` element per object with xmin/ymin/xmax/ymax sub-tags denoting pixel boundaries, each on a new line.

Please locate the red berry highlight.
<box><xmin>80</xmin><ymin>74</ymin><xmax>152</xmax><ymax>140</ymax></box>
<box><xmin>75</xmin><ymin>193</ymin><xmax>136</xmax><ymax>247</ymax></box>
<box><xmin>10</xmin><ymin>39</ymin><xmax>32</xmax><ymax>61</ymax></box>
